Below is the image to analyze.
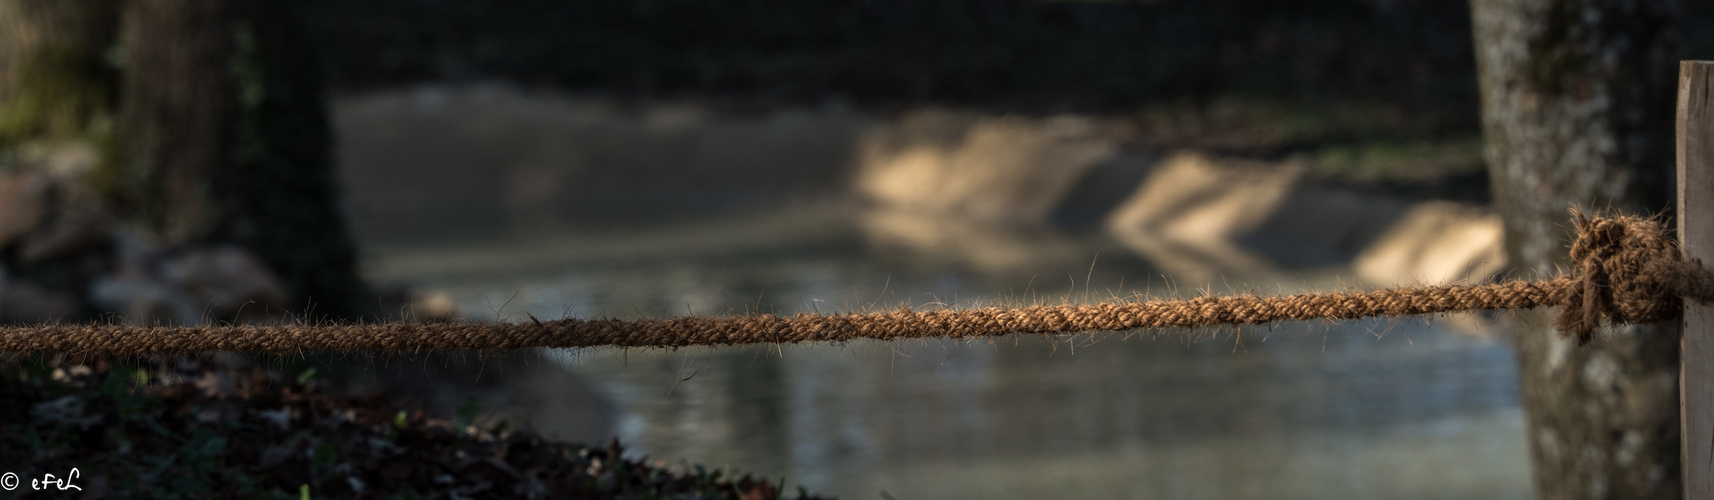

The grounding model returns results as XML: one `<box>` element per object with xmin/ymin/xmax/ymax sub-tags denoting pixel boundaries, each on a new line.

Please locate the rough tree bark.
<box><xmin>1470</xmin><ymin>0</ymin><xmax>1682</xmax><ymax>497</ymax></box>
<box><xmin>112</xmin><ymin>0</ymin><xmax>234</xmax><ymax>242</ymax></box>
<box><xmin>2</xmin><ymin>0</ymin><xmax>367</xmax><ymax>318</ymax></box>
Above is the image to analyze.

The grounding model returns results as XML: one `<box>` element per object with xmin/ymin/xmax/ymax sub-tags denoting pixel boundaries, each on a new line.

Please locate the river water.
<box><xmin>354</xmin><ymin>204</ymin><xmax>1531</xmax><ymax>500</ymax></box>
<box><xmin>332</xmin><ymin>85</ymin><xmax>1529</xmax><ymax>498</ymax></box>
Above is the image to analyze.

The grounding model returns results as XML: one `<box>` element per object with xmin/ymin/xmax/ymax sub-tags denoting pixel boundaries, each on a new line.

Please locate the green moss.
<box><xmin>0</xmin><ymin>46</ymin><xmax>116</xmax><ymax>144</ymax></box>
<box><xmin>1129</xmin><ymin>96</ymin><xmax>1478</xmax><ymax>155</ymax></box>
<box><xmin>0</xmin><ymin>0</ymin><xmax>121</xmax><ymax>191</ymax></box>
<box><xmin>1303</xmin><ymin>138</ymin><xmax>1486</xmax><ymax>183</ymax></box>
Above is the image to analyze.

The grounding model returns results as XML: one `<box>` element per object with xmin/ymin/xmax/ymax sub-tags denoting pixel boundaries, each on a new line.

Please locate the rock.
<box><xmin>857</xmin><ymin>208</ymin><xmax>1088</xmax><ymax>274</ymax></box>
<box><xmin>1104</xmin><ymin>152</ymin><xmax>1299</xmax><ymax>280</ymax></box>
<box><xmin>110</xmin><ymin>227</ymin><xmax>163</xmax><ymax>273</ymax></box>
<box><xmin>364</xmin><ymin>288</ymin><xmax>462</xmax><ymax>322</ymax></box>
<box><xmin>1107</xmin><ymin>226</ymin><xmax>1280</xmax><ymax>283</ymax></box>
<box><xmin>161</xmin><ymin>247</ymin><xmax>288</xmax><ymax>321</ymax></box>
<box><xmin>0</xmin><ymin>280</ymin><xmax>79</xmax><ymax>324</ymax></box>
<box><xmin>408</xmin><ymin>290</ymin><xmax>461</xmax><ymax>321</ymax></box>
<box><xmin>89</xmin><ymin>274</ymin><xmax>203</xmax><ymax>325</ymax></box>
<box><xmin>1047</xmin><ymin>152</ymin><xmax>1156</xmax><ymax>227</ymax></box>
<box><xmin>855</xmin><ymin>110</ymin><xmax>1128</xmax><ymax>223</ymax></box>
<box><xmin>1104</xmin><ymin>152</ymin><xmax>1412</xmax><ymax>279</ymax></box>
<box><xmin>1351</xmin><ymin>203</ymin><xmax>1510</xmax><ymax>337</ymax></box>
<box><xmin>1106</xmin><ymin>152</ymin><xmax>1301</xmax><ymax>243</ymax></box>
<box><xmin>38</xmin><ymin>142</ymin><xmax>98</xmax><ymax>181</ymax></box>
<box><xmin>18</xmin><ymin>211</ymin><xmax>114</xmax><ymax>263</ymax></box>
<box><xmin>1353</xmin><ymin>201</ymin><xmax>1507</xmax><ymax>286</ymax></box>
<box><xmin>1239</xmin><ymin>186</ymin><xmax>1410</xmax><ymax>267</ymax></box>
<box><xmin>0</xmin><ymin>171</ymin><xmax>51</xmax><ymax>248</ymax></box>
<box><xmin>86</xmin><ymin>244</ymin><xmax>287</xmax><ymax>325</ymax></box>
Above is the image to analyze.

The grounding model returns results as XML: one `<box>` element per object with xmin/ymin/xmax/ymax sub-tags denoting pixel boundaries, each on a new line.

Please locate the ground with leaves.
<box><xmin>0</xmin><ymin>358</ymin><xmax>827</xmax><ymax>499</ymax></box>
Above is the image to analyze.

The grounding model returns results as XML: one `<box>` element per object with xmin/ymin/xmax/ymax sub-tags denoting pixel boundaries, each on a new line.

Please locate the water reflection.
<box><xmin>360</xmin><ymin>206</ymin><xmax>1530</xmax><ymax>500</ymax></box>
<box><xmin>548</xmin><ymin>331</ymin><xmax>1525</xmax><ymax>499</ymax></box>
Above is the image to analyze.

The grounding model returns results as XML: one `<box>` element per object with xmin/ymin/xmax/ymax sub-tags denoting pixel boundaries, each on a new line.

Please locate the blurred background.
<box><xmin>2</xmin><ymin>0</ymin><xmax>1712</xmax><ymax>498</ymax></box>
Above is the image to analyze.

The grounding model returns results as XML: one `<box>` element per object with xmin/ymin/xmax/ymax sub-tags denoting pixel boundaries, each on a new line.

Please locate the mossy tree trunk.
<box><xmin>0</xmin><ymin>0</ymin><xmax>119</xmax><ymax>145</ymax></box>
<box><xmin>1470</xmin><ymin>0</ymin><xmax>1682</xmax><ymax>497</ymax></box>
<box><xmin>2</xmin><ymin>0</ymin><xmax>366</xmax><ymax>318</ymax></box>
<box><xmin>217</xmin><ymin>0</ymin><xmax>367</xmax><ymax>319</ymax></box>
<box><xmin>111</xmin><ymin>0</ymin><xmax>234</xmax><ymax>242</ymax></box>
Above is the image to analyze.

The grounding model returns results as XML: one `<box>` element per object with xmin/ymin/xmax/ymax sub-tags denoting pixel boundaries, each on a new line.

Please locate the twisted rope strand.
<box><xmin>1</xmin><ymin>211</ymin><xmax>1709</xmax><ymax>355</ymax></box>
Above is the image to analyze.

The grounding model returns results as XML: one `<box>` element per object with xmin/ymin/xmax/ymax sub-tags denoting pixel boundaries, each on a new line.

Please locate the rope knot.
<box><xmin>1558</xmin><ymin>209</ymin><xmax>1701</xmax><ymax>345</ymax></box>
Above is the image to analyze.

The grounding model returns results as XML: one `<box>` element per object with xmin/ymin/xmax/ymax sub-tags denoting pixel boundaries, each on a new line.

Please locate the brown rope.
<box><xmin>1557</xmin><ymin>209</ymin><xmax>1702</xmax><ymax>344</ymax></box>
<box><xmin>2</xmin><ymin>210</ymin><xmax>1710</xmax><ymax>355</ymax></box>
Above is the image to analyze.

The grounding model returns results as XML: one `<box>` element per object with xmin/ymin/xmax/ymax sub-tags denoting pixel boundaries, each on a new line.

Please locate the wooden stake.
<box><xmin>1680</xmin><ymin>60</ymin><xmax>1714</xmax><ymax>500</ymax></box>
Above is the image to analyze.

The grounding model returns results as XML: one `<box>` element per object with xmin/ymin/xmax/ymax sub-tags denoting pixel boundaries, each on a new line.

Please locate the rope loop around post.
<box><xmin>1559</xmin><ymin>208</ymin><xmax>1714</xmax><ymax>345</ymax></box>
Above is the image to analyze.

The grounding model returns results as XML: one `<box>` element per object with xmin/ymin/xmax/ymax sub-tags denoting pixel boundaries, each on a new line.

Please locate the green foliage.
<box><xmin>0</xmin><ymin>50</ymin><xmax>104</xmax><ymax>141</ymax></box>
<box><xmin>454</xmin><ymin>396</ymin><xmax>480</xmax><ymax>428</ymax></box>
<box><xmin>0</xmin><ymin>0</ymin><xmax>120</xmax><ymax>146</ymax></box>
<box><xmin>1303</xmin><ymin>139</ymin><xmax>1485</xmax><ymax>183</ymax></box>
<box><xmin>0</xmin><ymin>45</ymin><xmax>119</xmax><ymax>199</ymax></box>
<box><xmin>295</xmin><ymin>367</ymin><xmax>318</xmax><ymax>386</ymax></box>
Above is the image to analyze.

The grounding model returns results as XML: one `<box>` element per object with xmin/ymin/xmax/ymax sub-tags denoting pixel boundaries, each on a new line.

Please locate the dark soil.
<box><xmin>0</xmin><ymin>357</ymin><xmax>829</xmax><ymax>499</ymax></box>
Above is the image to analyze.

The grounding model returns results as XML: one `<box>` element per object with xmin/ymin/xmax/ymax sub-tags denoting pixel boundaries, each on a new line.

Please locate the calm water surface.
<box><xmin>358</xmin><ymin>206</ymin><xmax>1531</xmax><ymax>500</ymax></box>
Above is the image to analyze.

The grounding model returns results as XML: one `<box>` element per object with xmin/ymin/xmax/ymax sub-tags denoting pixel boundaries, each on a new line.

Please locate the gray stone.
<box><xmin>161</xmin><ymin>246</ymin><xmax>287</xmax><ymax>321</ymax></box>
<box><xmin>855</xmin><ymin>110</ymin><xmax>1128</xmax><ymax>223</ymax></box>
<box><xmin>88</xmin><ymin>274</ymin><xmax>202</xmax><ymax>325</ymax></box>
<box><xmin>1353</xmin><ymin>202</ymin><xmax>1506</xmax><ymax>286</ymax></box>
<box><xmin>0</xmin><ymin>280</ymin><xmax>78</xmax><ymax>323</ymax></box>
<box><xmin>18</xmin><ymin>211</ymin><xmax>113</xmax><ymax>263</ymax></box>
<box><xmin>0</xmin><ymin>171</ymin><xmax>49</xmax><ymax>248</ymax></box>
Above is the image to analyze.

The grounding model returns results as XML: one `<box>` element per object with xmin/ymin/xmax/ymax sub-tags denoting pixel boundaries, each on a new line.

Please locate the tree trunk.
<box><xmin>112</xmin><ymin>0</ymin><xmax>234</xmax><ymax>242</ymax></box>
<box><xmin>221</xmin><ymin>0</ymin><xmax>367</xmax><ymax>318</ymax></box>
<box><xmin>111</xmin><ymin>0</ymin><xmax>365</xmax><ymax>317</ymax></box>
<box><xmin>1470</xmin><ymin>0</ymin><xmax>1682</xmax><ymax>497</ymax></box>
<box><xmin>1</xmin><ymin>0</ymin><xmax>366</xmax><ymax>318</ymax></box>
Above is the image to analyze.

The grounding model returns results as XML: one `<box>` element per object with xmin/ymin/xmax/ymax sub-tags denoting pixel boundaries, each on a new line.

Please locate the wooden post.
<box><xmin>1681</xmin><ymin>60</ymin><xmax>1714</xmax><ymax>500</ymax></box>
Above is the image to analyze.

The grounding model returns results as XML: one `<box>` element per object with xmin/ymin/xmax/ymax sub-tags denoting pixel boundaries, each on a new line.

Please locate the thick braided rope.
<box><xmin>1556</xmin><ymin>209</ymin><xmax>1708</xmax><ymax>344</ymax></box>
<box><xmin>1</xmin><ymin>211</ymin><xmax>1709</xmax><ymax>355</ymax></box>
<box><xmin>0</xmin><ymin>279</ymin><xmax>1573</xmax><ymax>356</ymax></box>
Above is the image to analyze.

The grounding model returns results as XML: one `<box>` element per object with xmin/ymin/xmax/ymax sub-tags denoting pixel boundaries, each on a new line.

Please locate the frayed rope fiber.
<box><xmin>3</xmin><ymin>210</ymin><xmax>1712</xmax><ymax>355</ymax></box>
